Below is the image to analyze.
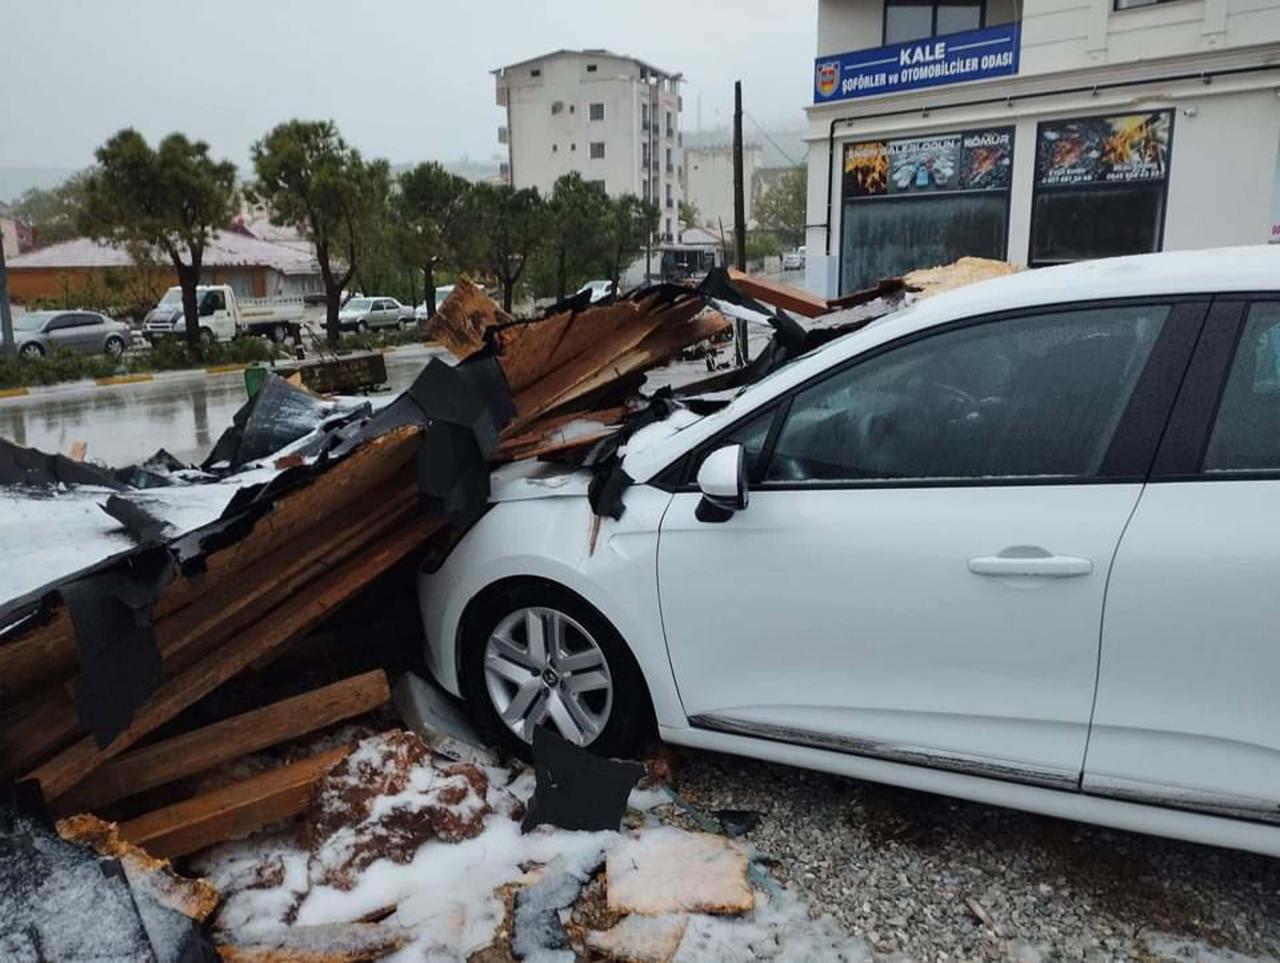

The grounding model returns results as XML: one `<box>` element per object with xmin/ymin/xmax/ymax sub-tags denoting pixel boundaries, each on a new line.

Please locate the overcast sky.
<box><xmin>1</xmin><ymin>0</ymin><xmax>817</xmax><ymax>176</ymax></box>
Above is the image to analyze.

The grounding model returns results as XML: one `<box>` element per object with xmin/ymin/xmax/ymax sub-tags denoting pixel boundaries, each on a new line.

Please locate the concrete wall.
<box><xmin>0</xmin><ymin>218</ymin><xmax>18</xmax><ymax>260</ymax></box>
<box><xmin>684</xmin><ymin>145</ymin><xmax>762</xmax><ymax>231</ymax></box>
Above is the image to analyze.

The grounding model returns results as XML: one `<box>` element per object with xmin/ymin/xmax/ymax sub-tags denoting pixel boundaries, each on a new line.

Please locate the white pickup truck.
<box><xmin>142</xmin><ymin>285</ymin><xmax>316</xmax><ymax>344</ymax></box>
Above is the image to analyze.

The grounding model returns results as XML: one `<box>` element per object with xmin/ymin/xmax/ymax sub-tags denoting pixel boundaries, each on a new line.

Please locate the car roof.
<box><xmin>905</xmin><ymin>246</ymin><xmax>1280</xmax><ymax>327</ymax></box>
<box><xmin>621</xmin><ymin>246</ymin><xmax>1280</xmax><ymax>482</ymax></box>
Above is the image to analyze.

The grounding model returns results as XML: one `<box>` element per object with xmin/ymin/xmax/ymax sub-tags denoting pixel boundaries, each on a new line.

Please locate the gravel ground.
<box><xmin>667</xmin><ymin>747</ymin><xmax>1280</xmax><ymax>962</ymax></box>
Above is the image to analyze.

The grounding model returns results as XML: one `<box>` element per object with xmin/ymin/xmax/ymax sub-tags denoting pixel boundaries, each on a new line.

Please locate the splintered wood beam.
<box><xmin>213</xmin><ymin>922</ymin><xmax>412</xmax><ymax>963</ymax></box>
<box><xmin>28</xmin><ymin>512</ymin><xmax>443</xmax><ymax>801</ymax></box>
<box><xmin>426</xmin><ymin>278</ymin><xmax>512</xmax><ymax>360</ymax></box>
<box><xmin>55</xmin><ymin>670</ymin><xmax>390</xmax><ymax>815</ymax></box>
<box><xmin>118</xmin><ymin>746</ymin><xmax>351</xmax><ymax>858</ymax></box>
<box><xmin>0</xmin><ymin>686</ymin><xmax>81</xmax><ymax>780</ymax></box>
<box><xmin>727</xmin><ymin>268</ymin><xmax>828</xmax><ymax>318</ymax></box>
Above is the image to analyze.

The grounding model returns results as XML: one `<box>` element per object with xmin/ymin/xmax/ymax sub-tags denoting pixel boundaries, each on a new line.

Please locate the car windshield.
<box><xmin>344</xmin><ymin>298</ymin><xmax>373</xmax><ymax>311</ymax></box>
<box><xmin>15</xmin><ymin>312</ymin><xmax>54</xmax><ymax>331</ymax></box>
<box><xmin>158</xmin><ymin>290</ymin><xmax>182</xmax><ymax>307</ymax></box>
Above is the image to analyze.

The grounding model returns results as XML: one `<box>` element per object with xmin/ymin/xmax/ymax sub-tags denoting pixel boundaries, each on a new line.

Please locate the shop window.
<box><xmin>839</xmin><ymin>127</ymin><xmax>1014</xmax><ymax>294</ymax></box>
<box><xmin>884</xmin><ymin>0</ymin><xmax>983</xmax><ymax>45</ymax></box>
<box><xmin>1028</xmin><ymin>111</ymin><xmax>1172</xmax><ymax>266</ymax></box>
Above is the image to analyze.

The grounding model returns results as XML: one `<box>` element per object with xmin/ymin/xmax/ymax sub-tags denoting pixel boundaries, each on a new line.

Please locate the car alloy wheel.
<box><xmin>357</xmin><ymin>321</ymin><xmax>368</xmax><ymax>334</ymax></box>
<box><xmin>20</xmin><ymin>343</ymin><xmax>44</xmax><ymax>359</ymax></box>
<box><xmin>483</xmin><ymin>605</ymin><xmax>613</xmax><ymax>747</ymax></box>
<box><xmin>104</xmin><ymin>336</ymin><xmax>125</xmax><ymax>357</ymax></box>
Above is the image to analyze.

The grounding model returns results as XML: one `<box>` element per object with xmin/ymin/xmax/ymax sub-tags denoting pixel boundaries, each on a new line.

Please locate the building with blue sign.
<box><xmin>803</xmin><ymin>0</ymin><xmax>1280</xmax><ymax>297</ymax></box>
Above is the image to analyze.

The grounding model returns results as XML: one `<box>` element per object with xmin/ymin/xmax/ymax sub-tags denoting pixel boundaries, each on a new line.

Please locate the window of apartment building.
<box><xmin>587</xmin><ymin>63</ymin><xmax>598</xmax><ymax>72</ymax></box>
<box><xmin>531</xmin><ymin>68</ymin><xmax>542</xmax><ymax>77</ymax></box>
<box><xmin>666</xmin><ymin>217</ymin><xmax>672</xmax><ymax>237</ymax></box>
<box><xmin>1028</xmin><ymin>111</ymin><xmax>1172</xmax><ymax>266</ymax></box>
<box><xmin>552</xmin><ymin>144</ymin><xmax>558</xmax><ymax>153</ymax></box>
<box><xmin>839</xmin><ymin>127</ymin><xmax>1014</xmax><ymax>294</ymax></box>
<box><xmin>665</xmin><ymin>148</ymin><xmax>673</xmax><ymax>172</ymax></box>
<box><xmin>551</xmin><ymin>101</ymin><xmax>564</xmax><ymax>115</ymax></box>
<box><xmin>665</xmin><ymin>183</ymin><xmax>673</xmax><ymax>207</ymax></box>
<box><xmin>590</xmin><ymin>179</ymin><xmax>606</xmax><ymax>191</ymax></box>
<box><xmin>665</xmin><ymin>111</ymin><xmax>674</xmax><ymax>136</ymax></box>
<box><xmin>1114</xmin><ymin>0</ymin><xmax>1176</xmax><ymax>7</ymax></box>
<box><xmin>642</xmin><ymin>144</ymin><xmax>650</xmax><ymax>167</ymax></box>
<box><xmin>884</xmin><ymin>0</ymin><xmax>984</xmax><ymax>45</ymax></box>
<box><xmin>642</xmin><ymin>105</ymin><xmax>650</xmax><ymax>129</ymax></box>
<box><xmin>589</xmin><ymin>103</ymin><xmax>605</xmax><ymax>121</ymax></box>
<box><xmin>590</xmin><ymin>142</ymin><xmax>606</xmax><ymax>159</ymax></box>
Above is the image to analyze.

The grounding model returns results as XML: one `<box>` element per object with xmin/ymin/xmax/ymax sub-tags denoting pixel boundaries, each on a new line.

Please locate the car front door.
<box><xmin>658</xmin><ymin>299</ymin><xmax>1206</xmax><ymax>786</ymax></box>
<box><xmin>45</xmin><ymin>313</ymin><xmax>85</xmax><ymax>352</ymax></box>
<box><xmin>1085</xmin><ymin>297</ymin><xmax>1280</xmax><ymax>821</ymax></box>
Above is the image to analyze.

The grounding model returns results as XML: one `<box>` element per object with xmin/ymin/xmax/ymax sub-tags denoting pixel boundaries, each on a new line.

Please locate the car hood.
<box><xmin>488</xmin><ymin>460</ymin><xmax>592</xmax><ymax>502</ymax></box>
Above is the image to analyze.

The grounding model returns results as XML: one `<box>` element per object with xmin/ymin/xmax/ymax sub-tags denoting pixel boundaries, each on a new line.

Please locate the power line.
<box><xmin>743</xmin><ymin>112</ymin><xmax>802</xmax><ymax>167</ymax></box>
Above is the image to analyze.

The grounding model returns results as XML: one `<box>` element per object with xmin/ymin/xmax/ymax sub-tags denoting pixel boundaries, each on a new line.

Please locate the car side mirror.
<box><xmin>695</xmin><ymin>444</ymin><xmax>748</xmax><ymax>523</ymax></box>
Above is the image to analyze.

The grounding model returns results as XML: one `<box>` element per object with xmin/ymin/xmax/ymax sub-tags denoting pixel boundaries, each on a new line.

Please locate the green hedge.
<box><xmin>0</xmin><ymin>338</ymin><xmax>289</xmax><ymax>390</ymax></box>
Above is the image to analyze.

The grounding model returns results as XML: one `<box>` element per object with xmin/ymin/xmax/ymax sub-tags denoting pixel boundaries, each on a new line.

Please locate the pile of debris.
<box><xmin>0</xmin><ymin>261</ymin><xmax>1006</xmax><ymax>960</ymax></box>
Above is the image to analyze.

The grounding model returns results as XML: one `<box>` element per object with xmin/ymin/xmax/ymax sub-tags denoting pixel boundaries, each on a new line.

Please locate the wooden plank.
<box><xmin>55</xmin><ymin>670</ymin><xmax>390</xmax><ymax>814</ymax></box>
<box><xmin>0</xmin><ymin>685</ymin><xmax>80</xmax><ymax>780</ymax></box>
<box><xmin>213</xmin><ymin>923</ymin><xmax>412</xmax><ymax>963</ymax></box>
<box><xmin>825</xmin><ymin>276</ymin><xmax>905</xmax><ymax>310</ymax></box>
<box><xmin>118</xmin><ymin>746</ymin><xmax>350</xmax><ymax>858</ymax></box>
<box><xmin>426</xmin><ymin>278</ymin><xmax>511</xmax><ymax>360</ymax></box>
<box><xmin>0</xmin><ymin>612</ymin><xmax>77</xmax><ymax>716</ymax></box>
<box><xmin>727</xmin><ymin>268</ymin><xmax>828</xmax><ymax>318</ymax></box>
<box><xmin>508</xmin><ymin>296</ymin><xmax>701</xmax><ymax>431</ymax></box>
<box><xmin>28</xmin><ymin>512</ymin><xmax>443</xmax><ymax>801</ymax></box>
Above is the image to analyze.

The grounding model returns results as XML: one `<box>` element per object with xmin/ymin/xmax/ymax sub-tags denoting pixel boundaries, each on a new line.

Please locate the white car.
<box><xmin>578</xmin><ymin>279</ymin><xmax>616</xmax><ymax>303</ymax></box>
<box><xmin>415</xmin><ymin>286</ymin><xmax>457</xmax><ymax>323</ymax></box>
<box><xmin>419</xmin><ymin>247</ymin><xmax>1280</xmax><ymax>857</ymax></box>
<box><xmin>782</xmin><ymin>247</ymin><xmax>806</xmax><ymax>271</ymax></box>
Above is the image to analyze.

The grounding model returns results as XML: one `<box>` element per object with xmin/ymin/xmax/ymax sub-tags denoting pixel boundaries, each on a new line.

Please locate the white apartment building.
<box><xmin>805</xmin><ymin>0</ymin><xmax>1280</xmax><ymax>296</ymax></box>
<box><xmin>494</xmin><ymin>49</ymin><xmax>685</xmax><ymax>240</ymax></box>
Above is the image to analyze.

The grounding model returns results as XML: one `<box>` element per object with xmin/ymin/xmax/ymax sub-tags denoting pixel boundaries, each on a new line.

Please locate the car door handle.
<box><xmin>968</xmin><ymin>547</ymin><xmax>1093</xmax><ymax>578</ymax></box>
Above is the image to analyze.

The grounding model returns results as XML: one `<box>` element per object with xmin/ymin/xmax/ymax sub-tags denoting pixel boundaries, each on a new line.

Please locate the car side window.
<box><xmin>763</xmin><ymin>305</ymin><xmax>1169</xmax><ymax>484</ymax></box>
<box><xmin>47</xmin><ymin>315</ymin><xmax>77</xmax><ymax>331</ymax></box>
<box><xmin>1202</xmin><ymin>302</ymin><xmax>1280</xmax><ymax>473</ymax></box>
<box><xmin>76</xmin><ymin>313</ymin><xmax>103</xmax><ymax>327</ymax></box>
<box><xmin>716</xmin><ymin>407</ymin><xmax>776</xmax><ymax>482</ymax></box>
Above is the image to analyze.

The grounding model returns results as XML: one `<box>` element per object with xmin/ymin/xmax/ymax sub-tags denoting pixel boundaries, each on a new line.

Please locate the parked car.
<box><xmin>338</xmin><ymin>297</ymin><xmax>409</xmax><ymax>333</ymax></box>
<box><xmin>415</xmin><ymin>286</ymin><xmax>457</xmax><ymax>323</ymax></box>
<box><xmin>419</xmin><ymin>246</ymin><xmax>1280</xmax><ymax>857</ymax></box>
<box><xmin>782</xmin><ymin>246</ymin><xmax>806</xmax><ymax>271</ymax></box>
<box><xmin>578</xmin><ymin>279</ymin><xmax>616</xmax><ymax>303</ymax></box>
<box><xmin>13</xmin><ymin>310</ymin><xmax>132</xmax><ymax>358</ymax></box>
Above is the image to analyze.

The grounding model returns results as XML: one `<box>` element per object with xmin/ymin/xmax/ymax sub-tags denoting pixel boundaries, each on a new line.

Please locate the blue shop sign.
<box><xmin>814</xmin><ymin>24</ymin><xmax>1020</xmax><ymax>104</ymax></box>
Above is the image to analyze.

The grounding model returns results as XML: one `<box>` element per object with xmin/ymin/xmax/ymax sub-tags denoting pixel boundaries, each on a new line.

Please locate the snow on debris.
<box><xmin>192</xmin><ymin>729</ymin><xmax>868</xmax><ymax>961</ymax></box>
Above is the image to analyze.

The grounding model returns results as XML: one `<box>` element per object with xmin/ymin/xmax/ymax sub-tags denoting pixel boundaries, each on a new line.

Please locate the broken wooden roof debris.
<box><xmin>2</xmin><ymin>261</ymin><xmax>998</xmax><ymax>959</ymax></box>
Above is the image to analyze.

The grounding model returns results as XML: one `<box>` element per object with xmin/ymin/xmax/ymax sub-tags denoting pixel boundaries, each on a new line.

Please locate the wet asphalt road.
<box><xmin>0</xmin><ymin>346</ymin><xmax>449</xmax><ymax>468</ymax></box>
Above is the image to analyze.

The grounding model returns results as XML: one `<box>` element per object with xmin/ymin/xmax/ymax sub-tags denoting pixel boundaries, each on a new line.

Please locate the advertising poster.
<box><xmin>844</xmin><ymin>127</ymin><xmax>1013</xmax><ymax>198</ymax></box>
<box><xmin>1036</xmin><ymin>111</ymin><xmax>1173</xmax><ymax>187</ymax></box>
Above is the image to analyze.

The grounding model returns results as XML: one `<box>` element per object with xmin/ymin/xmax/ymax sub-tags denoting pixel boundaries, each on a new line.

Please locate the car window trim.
<box><xmin>664</xmin><ymin>294</ymin><xmax>1210</xmax><ymax>492</ymax></box>
<box><xmin>1150</xmin><ymin>294</ymin><xmax>1280</xmax><ymax>483</ymax></box>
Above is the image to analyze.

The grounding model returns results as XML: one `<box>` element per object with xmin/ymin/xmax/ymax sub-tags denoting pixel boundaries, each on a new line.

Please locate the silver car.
<box><xmin>14</xmin><ymin>310</ymin><xmax>132</xmax><ymax>359</ymax></box>
<box><xmin>338</xmin><ymin>297</ymin><xmax>408</xmax><ymax>333</ymax></box>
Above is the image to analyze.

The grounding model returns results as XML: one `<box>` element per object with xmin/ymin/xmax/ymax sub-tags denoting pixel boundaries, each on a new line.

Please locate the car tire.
<box><xmin>461</xmin><ymin>581</ymin><xmax>654</xmax><ymax>760</ymax></box>
<box><xmin>104</xmin><ymin>336</ymin><xmax>126</xmax><ymax>358</ymax></box>
<box><xmin>356</xmin><ymin>321</ymin><xmax>368</xmax><ymax>334</ymax></box>
<box><xmin>200</xmin><ymin>327</ymin><xmax>215</xmax><ymax>345</ymax></box>
<box><xmin>19</xmin><ymin>342</ymin><xmax>44</xmax><ymax>359</ymax></box>
<box><xmin>270</xmin><ymin>324</ymin><xmax>287</xmax><ymax>344</ymax></box>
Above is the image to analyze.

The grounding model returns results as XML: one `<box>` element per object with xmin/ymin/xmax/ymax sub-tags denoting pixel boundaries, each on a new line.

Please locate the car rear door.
<box><xmin>45</xmin><ymin>313</ymin><xmax>84</xmax><ymax>352</ymax></box>
<box><xmin>1085</xmin><ymin>296</ymin><xmax>1280</xmax><ymax>822</ymax></box>
<box><xmin>658</xmin><ymin>298</ymin><xmax>1206</xmax><ymax>787</ymax></box>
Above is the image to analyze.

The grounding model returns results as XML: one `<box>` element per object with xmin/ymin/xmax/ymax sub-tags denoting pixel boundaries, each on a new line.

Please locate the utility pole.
<box><xmin>732</xmin><ymin>80</ymin><xmax>749</xmax><ymax>365</ymax></box>
<box><xmin>0</xmin><ymin>223</ymin><xmax>14</xmax><ymax>359</ymax></box>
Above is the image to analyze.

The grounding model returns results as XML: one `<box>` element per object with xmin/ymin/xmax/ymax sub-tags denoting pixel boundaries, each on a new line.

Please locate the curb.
<box><xmin>93</xmin><ymin>373</ymin><xmax>155</xmax><ymax>387</ymax></box>
<box><xmin>204</xmin><ymin>363</ymin><xmax>247</xmax><ymax>375</ymax></box>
